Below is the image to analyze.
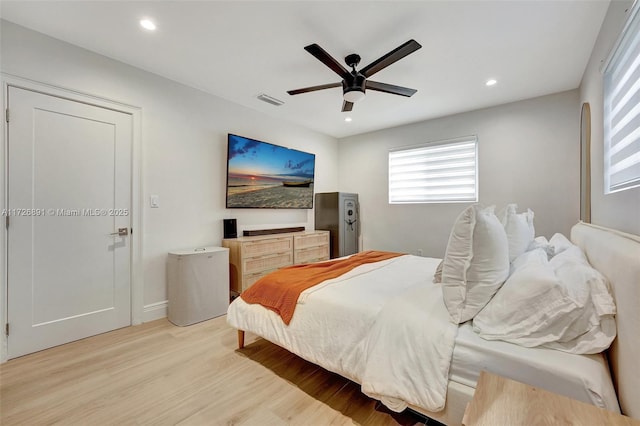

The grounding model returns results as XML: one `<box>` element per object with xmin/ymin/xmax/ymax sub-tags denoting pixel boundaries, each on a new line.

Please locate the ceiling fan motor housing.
<box><xmin>343</xmin><ymin>73</ymin><xmax>366</xmax><ymax>101</ymax></box>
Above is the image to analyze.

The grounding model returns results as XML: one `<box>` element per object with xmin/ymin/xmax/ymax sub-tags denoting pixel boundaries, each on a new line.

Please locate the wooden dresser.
<box><xmin>222</xmin><ymin>230</ymin><xmax>330</xmax><ymax>293</ymax></box>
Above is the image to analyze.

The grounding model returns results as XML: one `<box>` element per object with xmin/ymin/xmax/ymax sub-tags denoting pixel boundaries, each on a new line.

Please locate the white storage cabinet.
<box><xmin>167</xmin><ymin>246</ymin><xmax>229</xmax><ymax>326</ymax></box>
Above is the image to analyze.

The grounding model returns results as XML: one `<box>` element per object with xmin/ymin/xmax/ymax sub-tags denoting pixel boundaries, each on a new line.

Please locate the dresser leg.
<box><xmin>237</xmin><ymin>330</ymin><xmax>245</xmax><ymax>349</ymax></box>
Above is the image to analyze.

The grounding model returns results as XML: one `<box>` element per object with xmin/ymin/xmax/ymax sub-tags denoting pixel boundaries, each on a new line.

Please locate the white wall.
<box><xmin>0</xmin><ymin>21</ymin><xmax>338</xmax><ymax>320</ymax></box>
<box><xmin>580</xmin><ymin>0</ymin><xmax>640</xmax><ymax>236</ymax></box>
<box><xmin>338</xmin><ymin>91</ymin><xmax>580</xmax><ymax>257</ymax></box>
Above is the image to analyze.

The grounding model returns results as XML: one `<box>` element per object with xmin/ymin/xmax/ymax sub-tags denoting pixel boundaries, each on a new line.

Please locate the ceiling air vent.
<box><xmin>257</xmin><ymin>93</ymin><xmax>284</xmax><ymax>106</ymax></box>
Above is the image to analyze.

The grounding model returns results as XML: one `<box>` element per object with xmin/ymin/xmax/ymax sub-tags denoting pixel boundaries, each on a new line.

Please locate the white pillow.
<box><xmin>528</xmin><ymin>236</ymin><xmax>555</xmax><ymax>259</ymax></box>
<box><xmin>549</xmin><ymin>244</ymin><xmax>617</xmax><ymax>321</ymax></box>
<box><xmin>473</xmin><ymin>246</ymin><xmax>616</xmax><ymax>354</ymax></box>
<box><xmin>499</xmin><ymin>204</ymin><xmax>535</xmax><ymax>262</ymax></box>
<box><xmin>473</xmin><ymin>249</ymin><xmax>579</xmax><ymax>345</ymax></box>
<box><xmin>549</xmin><ymin>232</ymin><xmax>573</xmax><ymax>256</ymax></box>
<box><xmin>433</xmin><ymin>260</ymin><xmax>443</xmax><ymax>284</ymax></box>
<box><xmin>441</xmin><ymin>205</ymin><xmax>510</xmax><ymax>324</ymax></box>
<box><xmin>545</xmin><ymin>249</ymin><xmax>616</xmax><ymax>353</ymax></box>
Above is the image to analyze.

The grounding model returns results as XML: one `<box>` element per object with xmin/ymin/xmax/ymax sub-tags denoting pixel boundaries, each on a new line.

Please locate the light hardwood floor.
<box><xmin>0</xmin><ymin>316</ymin><xmax>427</xmax><ymax>425</ymax></box>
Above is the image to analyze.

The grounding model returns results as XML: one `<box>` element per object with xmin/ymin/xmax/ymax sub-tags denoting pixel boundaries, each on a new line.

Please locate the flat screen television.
<box><xmin>226</xmin><ymin>134</ymin><xmax>316</xmax><ymax>209</ymax></box>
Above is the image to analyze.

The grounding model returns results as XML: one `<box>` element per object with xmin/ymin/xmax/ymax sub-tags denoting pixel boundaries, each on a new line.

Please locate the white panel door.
<box><xmin>7</xmin><ymin>86</ymin><xmax>132</xmax><ymax>359</ymax></box>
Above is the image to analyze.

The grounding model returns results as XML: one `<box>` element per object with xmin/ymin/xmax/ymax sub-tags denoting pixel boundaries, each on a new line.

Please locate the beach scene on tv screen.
<box><xmin>226</xmin><ymin>135</ymin><xmax>315</xmax><ymax>208</ymax></box>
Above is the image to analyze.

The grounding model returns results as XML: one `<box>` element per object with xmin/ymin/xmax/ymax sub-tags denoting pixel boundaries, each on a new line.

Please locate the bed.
<box><xmin>227</xmin><ymin>221</ymin><xmax>640</xmax><ymax>425</ymax></box>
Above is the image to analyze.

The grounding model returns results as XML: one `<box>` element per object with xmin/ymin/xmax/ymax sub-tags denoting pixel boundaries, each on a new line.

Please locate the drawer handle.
<box><xmin>249</xmin><ymin>252</ymin><xmax>291</xmax><ymax>261</ymax></box>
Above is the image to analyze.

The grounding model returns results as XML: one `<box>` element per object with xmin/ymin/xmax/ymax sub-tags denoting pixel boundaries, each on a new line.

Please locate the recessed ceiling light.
<box><xmin>345</xmin><ymin>117</ymin><xmax>352</xmax><ymax>122</ymax></box>
<box><xmin>486</xmin><ymin>79</ymin><xmax>497</xmax><ymax>87</ymax></box>
<box><xmin>140</xmin><ymin>19</ymin><xmax>156</xmax><ymax>31</ymax></box>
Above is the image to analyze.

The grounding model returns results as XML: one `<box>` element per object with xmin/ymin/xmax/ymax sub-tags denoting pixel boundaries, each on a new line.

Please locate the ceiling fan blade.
<box><xmin>366</xmin><ymin>80</ymin><xmax>417</xmax><ymax>97</ymax></box>
<box><xmin>304</xmin><ymin>44</ymin><xmax>349</xmax><ymax>78</ymax></box>
<box><xmin>287</xmin><ymin>82</ymin><xmax>342</xmax><ymax>95</ymax></box>
<box><xmin>342</xmin><ymin>100</ymin><xmax>354</xmax><ymax>112</ymax></box>
<box><xmin>360</xmin><ymin>39</ymin><xmax>422</xmax><ymax>78</ymax></box>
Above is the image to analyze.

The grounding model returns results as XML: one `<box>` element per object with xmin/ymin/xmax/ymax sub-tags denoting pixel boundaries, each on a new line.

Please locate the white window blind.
<box><xmin>604</xmin><ymin>4</ymin><xmax>640</xmax><ymax>193</ymax></box>
<box><xmin>389</xmin><ymin>136</ymin><xmax>478</xmax><ymax>204</ymax></box>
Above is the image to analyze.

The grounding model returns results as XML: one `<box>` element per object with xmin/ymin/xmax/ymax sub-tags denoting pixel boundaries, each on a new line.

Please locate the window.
<box><xmin>604</xmin><ymin>4</ymin><xmax>640</xmax><ymax>193</ymax></box>
<box><xmin>389</xmin><ymin>136</ymin><xmax>478</xmax><ymax>204</ymax></box>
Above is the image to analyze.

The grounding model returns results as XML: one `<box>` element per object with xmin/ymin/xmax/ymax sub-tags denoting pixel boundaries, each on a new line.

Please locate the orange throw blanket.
<box><xmin>241</xmin><ymin>250</ymin><xmax>404</xmax><ymax>325</ymax></box>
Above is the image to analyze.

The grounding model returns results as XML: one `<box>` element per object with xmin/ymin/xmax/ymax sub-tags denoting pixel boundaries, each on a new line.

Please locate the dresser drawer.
<box><xmin>294</xmin><ymin>232</ymin><xmax>329</xmax><ymax>250</ymax></box>
<box><xmin>294</xmin><ymin>245</ymin><xmax>330</xmax><ymax>264</ymax></box>
<box><xmin>242</xmin><ymin>270</ymin><xmax>276</xmax><ymax>290</ymax></box>
<box><xmin>241</xmin><ymin>237</ymin><xmax>293</xmax><ymax>258</ymax></box>
<box><xmin>243</xmin><ymin>251</ymin><xmax>293</xmax><ymax>275</ymax></box>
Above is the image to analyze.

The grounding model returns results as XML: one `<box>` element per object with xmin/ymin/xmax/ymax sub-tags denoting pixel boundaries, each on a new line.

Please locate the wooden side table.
<box><xmin>462</xmin><ymin>370</ymin><xmax>639</xmax><ymax>426</ymax></box>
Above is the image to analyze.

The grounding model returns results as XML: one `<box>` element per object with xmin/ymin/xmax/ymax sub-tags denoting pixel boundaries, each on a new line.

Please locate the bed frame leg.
<box><xmin>237</xmin><ymin>330</ymin><xmax>245</xmax><ymax>349</ymax></box>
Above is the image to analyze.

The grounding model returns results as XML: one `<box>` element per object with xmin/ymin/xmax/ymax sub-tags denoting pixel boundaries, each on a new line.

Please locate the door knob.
<box><xmin>109</xmin><ymin>227</ymin><xmax>129</xmax><ymax>237</ymax></box>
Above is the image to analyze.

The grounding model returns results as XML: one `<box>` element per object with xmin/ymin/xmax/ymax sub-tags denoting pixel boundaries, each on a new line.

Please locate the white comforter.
<box><xmin>227</xmin><ymin>255</ymin><xmax>458</xmax><ymax>412</ymax></box>
<box><xmin>361</xmin><ymin>282</ymin><xmax>458</xmax><ymax>411</ymax></box>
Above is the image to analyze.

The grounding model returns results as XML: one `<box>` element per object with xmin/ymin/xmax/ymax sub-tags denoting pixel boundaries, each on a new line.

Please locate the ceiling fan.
<box><xmin>287</xmin><ymin>39</ymin><xmax>422</xmax><ymax>112</ymax></box>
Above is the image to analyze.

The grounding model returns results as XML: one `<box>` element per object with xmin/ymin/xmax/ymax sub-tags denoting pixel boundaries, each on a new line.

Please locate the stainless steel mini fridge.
<box><xmin>314</xmin><ymin>192</ymin><xmax>359</xmax><ymax>258</ymax></box>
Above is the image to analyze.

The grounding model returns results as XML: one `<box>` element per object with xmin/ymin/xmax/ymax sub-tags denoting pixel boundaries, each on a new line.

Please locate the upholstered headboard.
<box><xmin>571</xmin><ymin>222</ymin><xmax>640</xmax><ymax>419</ymax></box>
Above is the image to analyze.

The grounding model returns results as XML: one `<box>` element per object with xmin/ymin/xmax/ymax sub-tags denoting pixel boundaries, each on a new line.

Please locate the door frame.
<box><xmin>0</xmin><ymin>74</ymin><xmax>144</xmax><ymax>363</ymax></box>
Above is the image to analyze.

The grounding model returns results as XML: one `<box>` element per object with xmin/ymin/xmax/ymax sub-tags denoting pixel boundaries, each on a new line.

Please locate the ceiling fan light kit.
<box><xmin>343</xmin><ymin>72</ymin><xmax>366</xmax><ymax>103</ymax></box>
<box><xmin>343</xmin><ymin>89</ymin><xmax>365</xmax><ymax>103</ymax></box>
<box><xmin>287</xmin><ymin>39</ymin><xmax>422</xmax><ymax>112</ymax></box>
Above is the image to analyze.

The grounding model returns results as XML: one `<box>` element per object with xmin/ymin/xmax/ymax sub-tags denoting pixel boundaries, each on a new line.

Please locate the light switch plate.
<box><xmin>150</xmin><ymin>194</ymin><xmax>160</xmax><ymax>208</ymax></box>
